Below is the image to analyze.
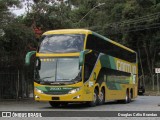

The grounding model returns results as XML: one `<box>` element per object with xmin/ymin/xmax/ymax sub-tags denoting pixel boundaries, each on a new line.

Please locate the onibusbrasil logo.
<box><xmin>1</xmin><ymin>112</ymin><xmax>42</xmax><ymax>117</ymax></box>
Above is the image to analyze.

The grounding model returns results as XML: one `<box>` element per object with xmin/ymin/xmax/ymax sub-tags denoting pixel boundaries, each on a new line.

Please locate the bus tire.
<box><xmin>87</xmin><ymin>89</ymin><xmax>98</xmax><ymax>107</ymax></box>
<box><xmin>129</xmin><ymin>91</ymin><xmax>132</xmax><ymax>102</ymax></box>
<box><xmin>98</xmin><ymin>89</ymin><xmax>105</xmax><ymax>105</ymax></box>
<box><xmin>123</xmin><ymin>90</ymin><xmax>130</xmax><ymax>104</ymax></box>
<box><xmin>49</xmin><ymin>101</ymin><xmax>61</xmax><ymax>107</ymax></box>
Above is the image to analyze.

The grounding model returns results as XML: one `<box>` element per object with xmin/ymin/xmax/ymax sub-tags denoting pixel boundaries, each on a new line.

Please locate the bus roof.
<box><xmin>43</xmin><ymin>29</ymin><xmax>136</xmax><ymax>53</ymax></box>
<box><xmin>43</xmin><ymin>29</ymin><xmax>92</xmax><ymax>35</ymax></box>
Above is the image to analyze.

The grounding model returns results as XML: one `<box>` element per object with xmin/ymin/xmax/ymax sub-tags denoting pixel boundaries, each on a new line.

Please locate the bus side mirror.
<box><xmin>25</xmin><ymin>51</ymin><xmax>36</xmax><ymax>66</ymax></box>
<box><xmin>79</xmin><ymin>49</ymin><xmax>90</xmax><ymax>66</ymax></box>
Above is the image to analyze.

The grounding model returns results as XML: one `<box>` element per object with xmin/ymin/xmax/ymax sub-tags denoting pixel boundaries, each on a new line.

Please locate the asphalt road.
<box><xmin>0</xmin><ymin>96</ymin><xmax>160</xmax><ymax>111</ymax></box>
<box><xmin>0</xmin><ymin>96</ymin><xmax>160</xmax><ymax>120</ymax></box>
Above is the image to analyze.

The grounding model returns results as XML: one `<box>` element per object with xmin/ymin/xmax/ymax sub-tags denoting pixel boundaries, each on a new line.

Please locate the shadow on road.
<box><xmin>41</xmin><ymin>103</ymin><xmax>92</xmax><ymax>110</ymax></box>
<box><xmin>40</xmin><ymin>100</ymin><xmax>135</xmax><ymax>110</ymax></box>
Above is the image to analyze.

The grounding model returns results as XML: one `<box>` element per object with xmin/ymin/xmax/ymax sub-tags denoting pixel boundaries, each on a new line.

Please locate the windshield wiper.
<box><xmin>56</xmin><ymin>79</ymin><xmax>69</xmax><ymax>81</ymax></box>
<box><xmin>50</xmin><ymin>81</ymin><xmax>76</xmax><ymax>85</ymax></box>
<box><xmin>50</xmin><ymin>82</ymin><xmax>66</xmax><ymax>85</ymax></box>
<box><xmin>40</xmin><ymin>76</ymin><xmax>54</xmax><ymax>80</ymax></box>
<box><xmin>71</xmin><ymin>76</ymin><xmax>81</xmax><ymax>82</ymax></box>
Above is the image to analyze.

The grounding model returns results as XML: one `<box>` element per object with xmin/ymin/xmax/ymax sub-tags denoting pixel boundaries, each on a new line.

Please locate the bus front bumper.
<box><xmin>34</xmin><ymin>91</ymin><xmax>92</xmax><ymax>102</ymax></box>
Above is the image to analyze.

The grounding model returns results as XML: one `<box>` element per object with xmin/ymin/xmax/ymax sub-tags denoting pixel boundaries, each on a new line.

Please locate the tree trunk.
<box><xmin>144</xmin><ymin>42</ymin><xmax>154</xmax><ymax>90</ymax></box>
<box><xmin>152</xmin><ymin>75</ymin><xmax>155</xmax><ymax>90</ymax></box>
<box><xmin>16</xmin><ymin>69</ymin><xmax>20</xmax><ymax>100</ymax></box>
<box><xmin>21</xmin><ymin>69</ymin><xmax>25</xmax><ymax>99</ymax></box>
<box><xmin>138</xmin><ymin>47</ymin><xmax>145</xmax><ymax>87</ymax></box>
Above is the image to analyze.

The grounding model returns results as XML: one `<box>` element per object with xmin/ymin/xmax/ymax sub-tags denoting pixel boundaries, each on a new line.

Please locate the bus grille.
<box><xmin>43</xmin><ymin>91</ymin><xmax>68</xmax><ymax>95</ymax></box>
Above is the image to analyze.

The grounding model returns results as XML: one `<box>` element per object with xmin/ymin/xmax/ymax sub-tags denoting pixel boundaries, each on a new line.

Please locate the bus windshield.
<box><xmin>39</xmin><ymin>34</ymin><xmax>85</xmax><ymax>53</ymax></box>
<box><xmin>35</xmin><ymin>57</ymin><xmax>81</xmax><ymax>83</ymax></box>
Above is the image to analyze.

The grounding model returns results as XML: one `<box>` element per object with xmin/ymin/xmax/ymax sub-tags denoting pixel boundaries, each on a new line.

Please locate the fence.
<box><xmin>0</xmin><ymin>69</ymin><xmax>33</xmax><ymax>100</ymax></box>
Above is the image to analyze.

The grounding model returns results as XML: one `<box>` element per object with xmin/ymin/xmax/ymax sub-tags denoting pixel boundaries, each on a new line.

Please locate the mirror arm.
<box><xmin>25</xmin><ymin>51</ymin><xmax>36</xmax><ymax>66</ymax></box>
<box><xmin>79</xmin><ymin>49</ymin><xmax>90</xmax><ymax>66</ymax></box>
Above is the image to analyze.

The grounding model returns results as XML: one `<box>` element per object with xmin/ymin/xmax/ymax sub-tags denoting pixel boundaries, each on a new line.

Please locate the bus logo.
<box><xmin>117</xmin><ymin>60</ymin><xmax>136</xmax><ymax>74</ymax></box>
<box><xmin>50</xmin><ymin>88</ymin><xmax>61</xmax><ymax>91</ymax></box>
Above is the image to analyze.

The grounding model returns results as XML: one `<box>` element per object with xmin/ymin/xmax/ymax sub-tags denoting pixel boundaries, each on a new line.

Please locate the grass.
<box><xmin>144</xmin><ymin>90</ymin><xmax>160</xmax><ymax>96</ymax></box>
<box><xmin>143</xmin><ymin>84</ymin><xmax>160</xmax><ymax>96</ymax></box>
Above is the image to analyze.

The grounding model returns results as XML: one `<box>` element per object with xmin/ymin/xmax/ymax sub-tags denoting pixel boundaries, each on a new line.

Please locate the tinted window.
<box><xmin>86</xmin><ymin>34</ymin><xmax>136</xmax><ymax>63</ymax></box>
<box><xmin>84</xmin><ymin>51</ymin><xmax>99</xmax><ymax>82</ymax></box>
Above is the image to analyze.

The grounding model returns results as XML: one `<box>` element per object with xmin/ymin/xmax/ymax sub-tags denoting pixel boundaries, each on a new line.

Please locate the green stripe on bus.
<box><xmin>36</xmin><ymin>86</ymin><xmax>78</xmax><ymax>92</ymax></box>
<box><xmin>108</xmin><ymin>56</ymin><xmax>116</xmax><ymax>69</ymax></box>
<box><xmin>106</xmin><ymin>79</ymin><xmax>129</xmax><ymax>90</ymax></box>
<box><xmin>100</xmin><ymin>55</ymin><xmax>116</xmax><ymax>69</ymax></box>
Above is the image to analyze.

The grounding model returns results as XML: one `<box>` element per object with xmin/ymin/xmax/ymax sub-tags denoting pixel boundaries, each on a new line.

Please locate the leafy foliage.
<box><xmin>0</xmin><ymin>23</ymin><xmax>36</xmax><ymax>67</ymax></box>
<box><xmin>0</xmin><ymin>0</ymin><xmax>160</xmax><ymax>90</ymax></box>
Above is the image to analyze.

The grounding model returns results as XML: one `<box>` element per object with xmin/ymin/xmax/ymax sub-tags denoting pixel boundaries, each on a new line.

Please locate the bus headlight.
<box><xmin>68</xmin><ymin>88</ymin><xmax>80</xmax><ymax>94</ymax></box>
<box><xmin>35</xmin><ymin>88</ymin><xmax>44</xmax><ymax>94</ymax></box>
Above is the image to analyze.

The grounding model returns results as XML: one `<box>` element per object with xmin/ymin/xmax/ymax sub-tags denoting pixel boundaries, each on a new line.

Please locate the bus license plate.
<box><xmin>52</xmin><ymin>97</ymin><xmax>60</xmax><ymax>100</ymax></box>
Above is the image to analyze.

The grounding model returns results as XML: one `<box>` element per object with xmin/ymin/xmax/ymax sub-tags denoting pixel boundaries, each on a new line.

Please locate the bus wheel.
<box><xmin>124</xmin><ymin>90</ymin><xmax>130</xmax><ymax>104</ymax></box>
<box><xmin>49</xmin><ymin>101</ymin><xmax>61</xmax><ymax>107</ymax></box>
<box><xmin>87</xmin><ymin>89</ymin><xmax>98</xmax><ymax>107</ymax></box>
<box><xmin>98</xmin><ymin>89</ymin><xmax>105</xmax><ymax>105</ymax></box>
<box><xmin>129</xmin><ymin>91</ymin><xmax>132</xmax><ymax>102</ymax></box>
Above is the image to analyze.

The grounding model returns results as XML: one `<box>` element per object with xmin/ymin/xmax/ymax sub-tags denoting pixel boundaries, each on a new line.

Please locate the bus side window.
<box><xmin>84</xmin><ymin>65</ymin><xmax>90</xmax><ymax>82</ymax></box>
<box><xmin>84</xmin><ymin>51</ymin><xmax>99</xmax><ymax>82</ymax></box>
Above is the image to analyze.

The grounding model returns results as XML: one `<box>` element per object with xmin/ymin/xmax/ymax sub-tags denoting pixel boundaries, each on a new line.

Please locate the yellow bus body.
<box><xmin>34</xmin><ymin>29</ymin><xmax>138</xmax><ymax>104</ymax></box>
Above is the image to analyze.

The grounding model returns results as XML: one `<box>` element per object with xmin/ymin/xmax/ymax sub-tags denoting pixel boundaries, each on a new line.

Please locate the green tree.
<box><xmin>6</xmin><ymin>0</ymin><xmax>159</xmax><ymax>92</ymax></box>
<box><xmin>69</xmin><ymin>0</ymin><xmax>160</xmax><ymax>91</ymax></box>
<box><xmin>0</xmin><ymin>0</ymin><xmax>21</xmax><ymax>27</ymax></box>
<box><xmin>1</xmin><ymin>22</ymin><xmax>36</xmax><ymax>67</ymax></box>
<box><xmin>22</xmin><ymin>0</ymin><xmax>73</xmax><ymax>31</ymax></box>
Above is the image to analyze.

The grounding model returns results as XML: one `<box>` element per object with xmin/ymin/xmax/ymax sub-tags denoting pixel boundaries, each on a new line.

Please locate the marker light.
<box><xmin>68</xmin><ymin>88</ymin><xmax>80</xmax><ymax>94</ymax></box>
<box><xmin>35</xmin><ymin>88</ymin><xmax>44</xmax><ymax>94</ymax></box>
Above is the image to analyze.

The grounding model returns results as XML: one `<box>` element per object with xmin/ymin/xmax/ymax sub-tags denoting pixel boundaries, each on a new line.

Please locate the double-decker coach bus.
<box><xmin>25</xmin><ymin>29</ymin><xmax>138</xmax><ymax>107</ymax></box>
